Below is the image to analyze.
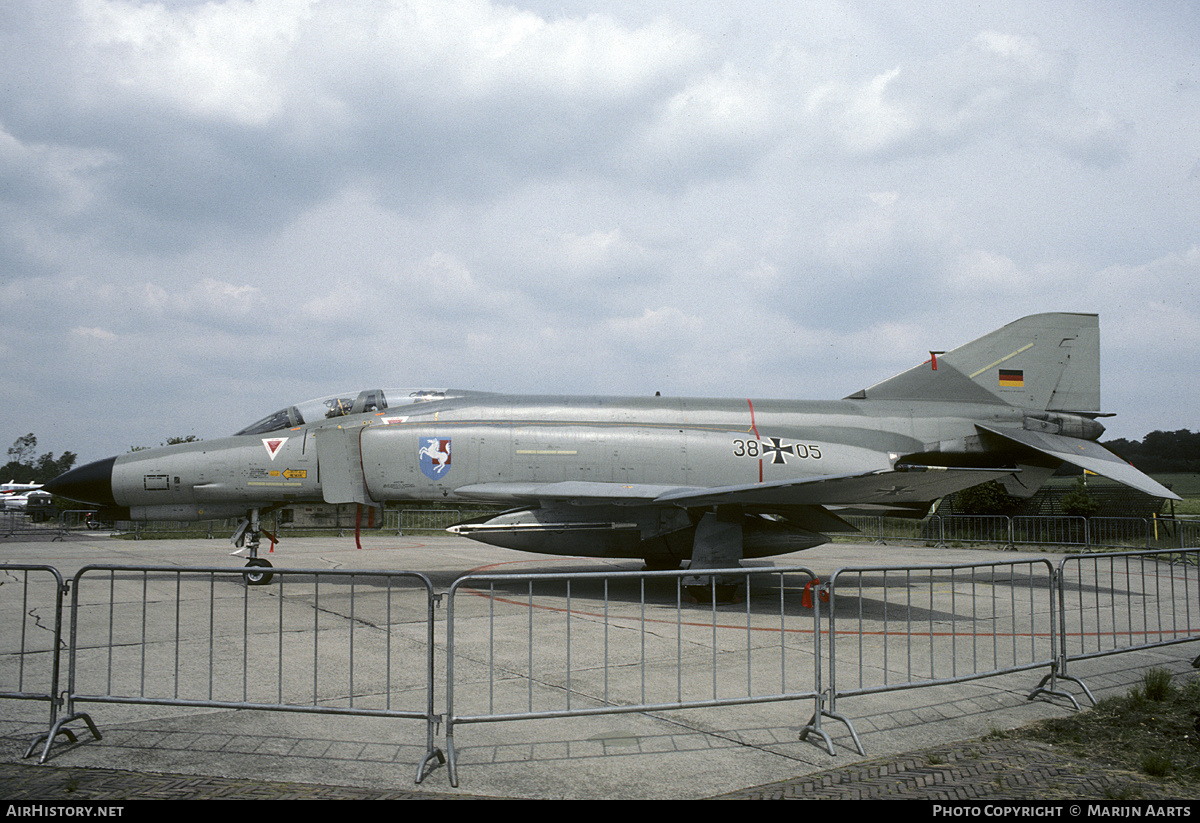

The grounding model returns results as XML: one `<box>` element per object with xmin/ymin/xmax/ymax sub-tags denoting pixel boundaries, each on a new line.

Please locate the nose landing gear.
<box><xmin>232</xmin><ymin>507</ymin><xmax>275</xmax><ymax>585</ymax></box>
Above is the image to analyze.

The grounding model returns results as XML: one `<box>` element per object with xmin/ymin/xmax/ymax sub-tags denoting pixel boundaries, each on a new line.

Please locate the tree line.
<box><xmin>3</xmin><ymin>434</ymin><xmax>77</xmax><ymax>484</ymax></box>
<box><xmin>1102</xmin><ymin>429</ymin><xmax>1200</xmax><ymax>474</ymax></box>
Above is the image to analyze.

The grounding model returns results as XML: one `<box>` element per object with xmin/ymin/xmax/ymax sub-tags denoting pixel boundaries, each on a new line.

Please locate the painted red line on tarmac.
<box><xmin>455</xmin><ymin>561</ymin><xmax>1195</xmax><ymax>641</ymax></box>
<box><xmin>466</xmin><ymin>558</ymin><xmax>588</xmax><ymax>575</ymax></box>
<box><xmin>457</xmin><ymin>558</ymin><xmax>816</xmax><ymax>632</ymax></box>
<box><xmin>834</xmin><ymin>630</ymin><xmax>1054</xmax><ymax>638</ymax></box>
<box><xmin>474</xmin><ymin>593</ymin><xmax>820</xmax><ymax>634</ymax></box>
<box><xmin>358</xmin><ymin>542</ymin><xmax>428</xmax><ymax>550</ymax></box>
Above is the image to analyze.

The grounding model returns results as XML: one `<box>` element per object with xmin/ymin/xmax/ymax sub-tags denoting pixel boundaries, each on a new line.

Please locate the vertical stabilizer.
<box><xmin>851</xmin><ymin>313</ymin><xmax>1100</xmax><ymax>411</ymax></box>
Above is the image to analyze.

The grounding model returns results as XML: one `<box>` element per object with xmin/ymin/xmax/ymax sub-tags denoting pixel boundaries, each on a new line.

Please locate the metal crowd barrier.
<box><xmin>821</xmin><ymin>559</ymin><xmax>1060</xmax><ymax>752</ymax></box>
<box><xmin>1144</xmin><ymin>516</ymin><xmax>1200</xmax><ymax>551</ymax></box>
<box><xmin>58</xmin><ymin>510</ymin><xmax>101</xmax><ymax>532</ymax></box>
<box><xmin>1088</xmin><ymin>517</ymin><xmax>1155</xmax><ymax>550</ymax></box>
<box><xmin>444</xmin><ymin>566</ymin><xmax>825</xmax><ymax>786</ymax></box>
<box><xmin>113</xmin><ymin>518</ymin><xmax>239</xmax><ymax>539</ymax></box>
<box><xmin>1011</xmin><ymin>515</ymin><xmax>1082</xmax><ymax>549</ymax></box>
<box><xmin>0</xmin><ymin>565</ymin><xmax>67</xmax><ymax>758</ymax></box>
<box><xmin>6</xmin><ymin>543</ymin><xmax>1199</xmax><ymax>785</ymax></box>
<box><xmin>1</xmin><ymin>511</ymin><xmax>65</xmax><ymax>540</ymax></box>
<box><xmin>386</xmin><ymin>507</ymin><xmax>505</xmax><ymax>535</ymax></box>
<box><xmin>388</xmin><ymin>508</ymin><xmax>464</xmax><ymax>535</ymax></box>
<box><xmin>1052</xmin><ymin>547</ymin><xmax>1200</xmax><ymax>704</ymax></box>
<box><xmin>845</xmin><ymin>514</ymin><xmax>1198</xmax><ymax>552</ymax></box>
<box><xmin>934</xmin><ymin>515</ymin><xmax>1013</xmax><ymax>547</ymax></box>
<box><xmin>842</xmin><ymin>514</ymin><xmax>927</xmax><ymax>544</ymax></box>
<box><xmin>42</xmin><ymin>565</ymin><xmax>444</xmax><ymax>782</ymax></box>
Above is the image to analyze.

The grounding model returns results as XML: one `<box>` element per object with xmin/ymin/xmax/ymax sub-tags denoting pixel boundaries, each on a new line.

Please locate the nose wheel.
<box><xmin>233</xmin><ymin>507</ymin><xmax>276</xmax><ymax>585</ymax></box>
<box><xmin>244</xmin><ymin>557</ymin><xmax>274</xmax><ymax>586</ymax></box>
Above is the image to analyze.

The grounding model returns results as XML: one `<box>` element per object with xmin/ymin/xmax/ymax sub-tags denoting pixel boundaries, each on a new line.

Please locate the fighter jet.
<box><xmin>46</xmin><ymin>313</ymin><xmax>1176</xmax><ymax>582</ymax></box>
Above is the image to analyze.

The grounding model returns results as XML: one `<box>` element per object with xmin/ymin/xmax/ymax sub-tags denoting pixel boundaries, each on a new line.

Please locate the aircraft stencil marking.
<box><xmin>969</xmin><ymin>342</ymin><xmax>1035</xmax><ymax>379</ymax></box>
<box><xmin>262</xmin><ymin>438</ymin><xmax>287</xmax><ymax>460</ymax></box>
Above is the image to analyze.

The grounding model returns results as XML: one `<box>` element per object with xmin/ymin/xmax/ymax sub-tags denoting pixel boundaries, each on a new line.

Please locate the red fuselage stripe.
<box><xmin>747</xmin><ymin>399</ymin><xmax>763</xmax><ymax>482</ymax></box>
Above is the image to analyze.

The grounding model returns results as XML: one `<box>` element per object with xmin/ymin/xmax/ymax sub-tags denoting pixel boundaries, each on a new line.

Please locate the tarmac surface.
<box><xmin>2</xmin><ymin>529</ymin><xmax>1197</xmax><ymax>801</ymax></box>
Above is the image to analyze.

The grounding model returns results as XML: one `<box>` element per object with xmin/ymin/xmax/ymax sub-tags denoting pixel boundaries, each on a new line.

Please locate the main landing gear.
<box><xmin>682</xmin><ymin>510</ymin><xmax>744</xmax><ymax>603</ymax></box>
<box><xmin>232</xmin><ymin>507</ymin><xmax>275</xmax><ymax>585</ymax></box>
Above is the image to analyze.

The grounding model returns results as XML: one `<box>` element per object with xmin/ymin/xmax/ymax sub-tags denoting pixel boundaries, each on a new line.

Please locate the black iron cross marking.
<box><xmin>761</xmin><ymin>437</ymin><xmax>795</xmax><ymax>465</ymax></box>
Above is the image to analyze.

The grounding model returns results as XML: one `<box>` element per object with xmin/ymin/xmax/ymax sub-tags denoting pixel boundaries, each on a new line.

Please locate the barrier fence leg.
<box><xmin>799</xmin><ymin>692</ymin><xmax>838</xmax><ymax>756</ymax></box>
<box><xmin>415</xmin><ymin>714</ymin><xmax>445</xmax><ymax>784</ymax></box>
<box><xmin>799</xmin><ymin>581</ymin><xmax>864</xmax><ymax>756</ymax></box>
<box><xmin>29</xmin><ymin>710</ymin><xmax>102</xmax><ymax>763</ymax></box>
<box><xmin>1027</xmin><ymin>661</ymin><xmax>1083</xmax><ymax>712</ymax></box>
<box><xmin>805</xmin><ymin>697</ymin><xmax>865</xmax><ymax>756</ymax></box>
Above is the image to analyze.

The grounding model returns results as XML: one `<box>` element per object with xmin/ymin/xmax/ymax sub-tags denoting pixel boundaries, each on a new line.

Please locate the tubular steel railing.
<box><xmin>821</xmin><ymin>559</ymin><xmax>1061</xmax><ymax>753</ymax></box>
<box><xmin>0</xmin><ymin>565</ymin><xmax>69</xmax><ymax>758</ymax></box>
<box><xmin>1087</xmin><ymin>517</ymin><xmax>1152</xmax><ymax>550</ymax></box>
<box><xmin>386</xmin><ymin>507</ymin><xmax>506</xmax><ymax>534</ymax></box>
<box><xmin>389</xmin><ymin>508</ymin><xmax>464</xmax><ymax>535</ymax></box>
<box><xmin>1012</xmin><ymin>515</ymin><xmax>1086</xmax><ymax>549</ymax></box>
<box><xmin>6</xmin><ymin>531</ymin><xmax>1198</xmax><ymax>786</ymax></box>
<box><xmin>1</xmin><ymin>511</ymin><xmax>65</xmax><ymax>540</ymax></box>
<box><xmin>935</xmin><ymin>515</ymin><xmax>1014</xmax><ymax>547</ymax></box>
<box><xmin>42</xmin><ymin>565</ymin><xmax>444</xmax><ymax>782</ymax></box>
<box><xmin>845</xmin><ymin>514</ymin><xmax>1199</xmax><ymax>552</ymax></box>
<box><xmin>444</xmin><ymin>566</ymin><xmax>826</xmax><ymax>787</ymax></box>
<box><xmin>1050</xmin><ymin>547</ymin><xmax>1200</xmax><ymax>705</ymax></box>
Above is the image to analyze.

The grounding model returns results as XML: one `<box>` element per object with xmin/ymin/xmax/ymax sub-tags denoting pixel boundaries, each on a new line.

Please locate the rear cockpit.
<box><xmin>234</xmin><ymin>388</ymin><xmax>459</xmax><ymax>436</ymax></box>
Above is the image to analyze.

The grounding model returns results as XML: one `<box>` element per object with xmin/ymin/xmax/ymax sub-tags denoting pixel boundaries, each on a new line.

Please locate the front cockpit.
<box><xmin>233</xmin><ymin>388</ymin><xmax>457</xmax><ymax>436</ymax></box>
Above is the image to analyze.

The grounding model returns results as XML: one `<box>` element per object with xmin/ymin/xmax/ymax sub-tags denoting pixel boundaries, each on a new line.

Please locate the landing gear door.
<box><xmin>314</xmin><ymin>426</ymin><xmax>371</xmax><ymax>505</ymax></box>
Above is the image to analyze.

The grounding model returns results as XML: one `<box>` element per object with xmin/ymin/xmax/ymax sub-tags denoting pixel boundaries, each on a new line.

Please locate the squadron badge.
<box><xmin>419</xmin><ymin>437</ymin><xmax>452</xmax><ymax>480</ymax></box>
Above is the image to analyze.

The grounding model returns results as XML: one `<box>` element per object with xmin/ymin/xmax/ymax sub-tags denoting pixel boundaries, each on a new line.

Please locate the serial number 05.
<box><xmin>732</xmin><ymin>439</ymin><xmax>822</xmax><ymax>459</ymax></box>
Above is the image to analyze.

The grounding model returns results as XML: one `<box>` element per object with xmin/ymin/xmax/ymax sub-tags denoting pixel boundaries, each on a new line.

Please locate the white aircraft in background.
<box><xmin>1</xmin><ymin>480</ymin><xmax>45</xmax><ymax>510</ymax></box>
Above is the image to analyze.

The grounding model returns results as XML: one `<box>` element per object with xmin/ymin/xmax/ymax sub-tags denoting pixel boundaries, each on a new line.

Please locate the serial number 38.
<box><xmin>731</xmin><ymin>438</ymin><xmax>822</xmax><ymax>461</ymax></box>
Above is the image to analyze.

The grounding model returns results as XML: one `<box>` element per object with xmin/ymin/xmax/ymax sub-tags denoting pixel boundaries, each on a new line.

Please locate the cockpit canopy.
<box><xmin>234</xmin><ymin>388</ymin><xmax>454</xmax><ymax>436</ymax></box>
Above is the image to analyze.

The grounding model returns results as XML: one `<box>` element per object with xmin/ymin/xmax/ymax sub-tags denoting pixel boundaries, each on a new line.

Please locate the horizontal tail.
<box><xmin>850</xmin><ymin>313</ymin><xmax>1100</xmax><ymax>412</ymax></box>
<box><xmin>978</xmin><ymin>425</ymin><xmax>1179</xmax><ymax>500</ymax></box>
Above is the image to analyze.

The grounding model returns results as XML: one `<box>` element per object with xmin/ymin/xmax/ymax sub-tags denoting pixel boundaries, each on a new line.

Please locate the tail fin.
<box><xmin>849</xmin><ymin>313</ymin><xmax>1100</xmax><ymax>411</ymax></box>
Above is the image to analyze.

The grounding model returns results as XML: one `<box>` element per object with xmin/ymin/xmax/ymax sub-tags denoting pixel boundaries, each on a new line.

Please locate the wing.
<box><xmin>651</xmin><ymin>466</ymin><xmax>1017</xmax><ymax>509</ymax></box>
<box><xmin>454</xmin><ymin>465</ymin><xmax>1017</xmax><ymax>511</ymax></box>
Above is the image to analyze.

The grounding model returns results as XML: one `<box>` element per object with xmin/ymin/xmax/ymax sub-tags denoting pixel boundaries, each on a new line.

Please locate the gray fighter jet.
<box><xmin>46</xmin><ymin>313</ymin><xmax>1176</xmax><ymax>581</ymax></box>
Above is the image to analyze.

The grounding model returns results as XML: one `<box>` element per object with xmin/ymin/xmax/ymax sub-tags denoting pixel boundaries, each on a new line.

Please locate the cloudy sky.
<box><xmin>2</xmin><ymin>0</ymin><xmax>1197</xmax><ymax>463</ymax></box>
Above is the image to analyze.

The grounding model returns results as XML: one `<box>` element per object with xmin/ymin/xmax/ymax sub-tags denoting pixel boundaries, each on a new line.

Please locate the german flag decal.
<box><xmin>999</xmin><ymin>369</ymin><xmax>1024</xmax><ymax>388</ymax></box>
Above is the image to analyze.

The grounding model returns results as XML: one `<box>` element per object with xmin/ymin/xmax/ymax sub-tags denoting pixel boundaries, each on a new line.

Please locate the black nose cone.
<box><xmin>44</xmin><ymin>456</ymin><xmax>117</xmax><ymax>506</ymax></box>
